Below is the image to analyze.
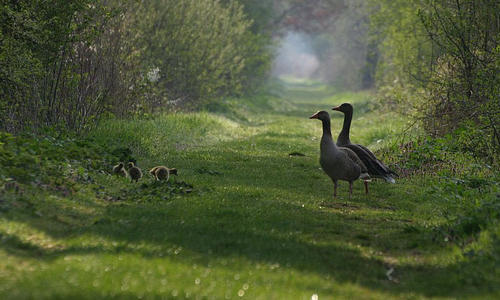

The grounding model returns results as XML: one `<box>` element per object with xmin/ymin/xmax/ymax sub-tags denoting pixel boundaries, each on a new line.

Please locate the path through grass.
<box><xmin>0</xmin><ymin>80</ymin><xmax>498</xmax><ymax>299</ymax></box>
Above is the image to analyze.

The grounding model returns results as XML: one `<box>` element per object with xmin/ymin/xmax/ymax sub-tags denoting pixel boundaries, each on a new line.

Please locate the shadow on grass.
<box><xmin>1</xmin><ymin>166</ymin><xmax>496</xmax><ymax>298</ymax></box>
<box><xmin>1</xmin><ymin>87</ymin><xmax>496</xmax><ymax>298</ymax></box>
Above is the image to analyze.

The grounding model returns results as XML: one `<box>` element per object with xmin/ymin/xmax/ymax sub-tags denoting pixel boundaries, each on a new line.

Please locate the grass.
<box><xmin>0</xmin><ymin>79</ymin><xmax>499</xmax><ymax>299</ymax></box>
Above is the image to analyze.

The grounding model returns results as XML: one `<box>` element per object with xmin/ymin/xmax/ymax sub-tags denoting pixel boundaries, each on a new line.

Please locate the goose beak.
<box><xmin>309</xmin><ymin>112</ymin><xmax>320</xmax><ymax>119</ymax></box>
<box><xmin>332</xmin><ymin>105</ymin><xmax>341</xmax><ymax>111</ymax></box>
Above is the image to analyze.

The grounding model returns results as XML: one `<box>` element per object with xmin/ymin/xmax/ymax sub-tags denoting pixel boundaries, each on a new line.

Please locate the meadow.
<box><xmin>0</xmin><ymin>80</ymin><xmax>498</xmax><ymax>299</ymax></box>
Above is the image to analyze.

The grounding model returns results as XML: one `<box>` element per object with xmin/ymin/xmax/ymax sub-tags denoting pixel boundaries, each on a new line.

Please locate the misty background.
<box><xmin>270</xmin><ymin>1</ymin><xmax>372</xmax><ymax>90</ymax></box>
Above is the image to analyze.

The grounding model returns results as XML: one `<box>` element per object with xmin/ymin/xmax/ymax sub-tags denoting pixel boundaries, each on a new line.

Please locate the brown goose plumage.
<box><xmin>149</xmin><ymin>166</ymin><xmax>178</xmax><ymax>181</ymax></box>
<box><xmin>112</xmin><ymin>162</ymin><xmax>127</xmax><ymax>177</ymax></box>
<box><xmin>127</xmin><ymin>162</ymin><xmax>143</xmax><ymax>183</ymax></box>
<box><xmin>310</xmin><ymin>111</ymin><xmax>370</xmax><ymax>199</ymax></box>
<box><xmin>332</xmin><ymin>103</ymin><xmax>397</xmax><ymax>183</ymax></box>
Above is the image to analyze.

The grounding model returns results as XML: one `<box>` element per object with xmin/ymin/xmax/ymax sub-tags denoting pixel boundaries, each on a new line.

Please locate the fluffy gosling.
<box><xmin>149</xmin><ymin>166</ymin><xmax>178</xmax><ymax>181</ymax></box>
<box><xmin>127</xmin><ymin>162</ymin><xmax>143</xmax><ymax>183</ymax></box>
<box><xmin>112</xmin><ymin>162</ymin><xmax>127</xmax><ymax>177</ymax></box>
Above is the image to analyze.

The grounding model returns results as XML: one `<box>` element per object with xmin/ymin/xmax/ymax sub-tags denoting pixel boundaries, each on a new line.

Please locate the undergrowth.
<box><xmin>0</xmin><ymin>80</ymin><xmax>499</xmax><ymax>299</ymax></box>
<box><xmin>0</xmin><ymin>131</ymin><xmax>193</xmax><ymax>212</ymax></box>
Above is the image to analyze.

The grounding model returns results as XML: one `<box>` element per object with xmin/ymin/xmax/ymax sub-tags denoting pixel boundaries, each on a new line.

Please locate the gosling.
<box><xmin>112</xmin><ymin>162</ymin><xmax>127</xmax><ymax>177</ymax></box>
<box><xmin>127</xmin><ymin>162</ymin><xmax>143</xmax><ymax>182</ymax></box>
<box><xmin>149</xmin><ymin>166</ymin><xmax>178</xmax><ymax>181</ymax></box>
<box><xmin>4</xmin><ymin>181</ymin><xmax>20</xmax><ymax>193</ymax></box>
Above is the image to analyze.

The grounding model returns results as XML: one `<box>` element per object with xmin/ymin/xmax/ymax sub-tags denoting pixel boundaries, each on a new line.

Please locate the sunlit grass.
<box><xmin>0</xmin><ymin>80</ymin><xmax>498</xmax><ymax>299</ymax></box>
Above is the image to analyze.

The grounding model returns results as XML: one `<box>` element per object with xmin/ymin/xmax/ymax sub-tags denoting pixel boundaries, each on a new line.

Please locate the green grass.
<box><xmin>0</xmin><ymin>80</ymin><xmax>499</xmax><ymax>299</ymax></box>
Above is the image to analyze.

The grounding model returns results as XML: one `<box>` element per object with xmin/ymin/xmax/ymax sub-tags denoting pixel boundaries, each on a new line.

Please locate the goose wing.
<box><xmin>343</xmin><ymin>144</ymin><xmax>398</xmax><ymax>182</ymax></box>
<box><xmin>339</xmin><ymin>146</ymin><xmax>369</xmax><ymax>179</ymax></box>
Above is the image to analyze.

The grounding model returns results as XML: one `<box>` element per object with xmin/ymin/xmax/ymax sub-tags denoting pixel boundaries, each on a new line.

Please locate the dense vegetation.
<box><xmin>1</xmin><ymin>0</ymin><xmax>498</xmax><ymax>165</ymax></box>
<box><xmin>371</xmin><ymin>0</ymin><xmax>499</xmax><ymax>163</ymax></box>
<box><xmin>1</xmin><ymin>81</ymin><xmax>498</xmax><ymax>298</ymax></box>
<box><xmin>242</xmin><ymin>0</ymin><xmax>500</xmax><ymax>165</ymax></box>
<box><xmin>0</xmin><ymin>0</ymin><xmax>271</xmax><ymax>132</ymax></box>
<box><xmin>0</xmin><ymin>0</ymin><xmax>499</xmax><ymax>298</ymax></box>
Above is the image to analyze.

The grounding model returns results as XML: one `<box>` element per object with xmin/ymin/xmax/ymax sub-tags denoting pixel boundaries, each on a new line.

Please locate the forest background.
<box><xmin>1</xmin><ymin>0</ymin><xmax>498</xmax><ymax>163</ymax></box>
<box><xmin>0</xmin><ymin>0</ymin><xmax>499</xmax><ymax>298</ymax></box>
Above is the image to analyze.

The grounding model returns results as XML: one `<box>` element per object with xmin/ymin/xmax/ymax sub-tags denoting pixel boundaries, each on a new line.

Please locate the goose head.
<box><xmin>309</xmin><ymin>111</ymin><xmax>330</xmax><ymax>121</ymax></box>
<box><xmin>332</xmin><ymin>103</ymin><xmax>353</xmax><ymax>114</ymax></box>
<box><xmin>127</xmin><ymin>162</ymin><xmax>135</xmax><ymax>169</ymax></box>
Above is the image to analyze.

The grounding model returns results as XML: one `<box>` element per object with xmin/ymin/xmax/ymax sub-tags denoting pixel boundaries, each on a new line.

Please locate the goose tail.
<box><xmin>360</xmin><ymin>172</ymin><xmax>371</xmax><ymax>181</ymax></box>
<box><xmin>384</xmin><ymin>176</ymin><xmax>396</xmax><ymax>184</ymax></box>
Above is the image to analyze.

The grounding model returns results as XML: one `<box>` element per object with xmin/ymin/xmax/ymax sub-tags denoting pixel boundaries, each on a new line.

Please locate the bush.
<box><xmin>0</xmin><ymin>1</ymin><xmax>148</xmax><ymax>132</ymax></box>
<box><xmin>0</xmin><ymin>0</ymin><xmax>272</xmax><ymax>132</ymax></box>
<box><xmin>134</xmin><ymin>0</ymin><xmax>271</xmax><ymax>108</ymax></box>
<box><xmin>371</xmin><ymin>0</ymin><xmax>500</xmax><ymax>165</ymax></box>
<box><xmin>0</xmin><ymin>131</ymin><xmax>122</xmax><ymax>186</ymax></box>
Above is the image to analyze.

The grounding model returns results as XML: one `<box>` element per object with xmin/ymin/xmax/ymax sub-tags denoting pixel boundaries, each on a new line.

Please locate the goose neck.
<box><xmin>321</xmin><ymin>118</ymin><xmax>332</xmax><ymax>138</ymax></box>
<box><xmin>338</xmin><ymin>110</ymin><xmax>352</xmax><ymax>144</ymax></box>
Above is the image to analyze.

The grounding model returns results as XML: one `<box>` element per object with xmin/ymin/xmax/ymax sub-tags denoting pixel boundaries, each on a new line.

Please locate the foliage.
<box><xmin>418</xmin><ymin>0</ymin><xmax>499</xmax><ymax>138</ymax></box>
<box><xmin>0</xmin><ymin>1</ymin><xmax>152</xmax><ymax>132</ymax></box>
<box><xmin>0</xmin><ymin>0</ymin><xmax>272</xmax><ymax>133</ymax></box>
<box><xmin>1</xmin><ymin>83</ymin><xmax>499</xmax><ymax>298</ymax></box>
<box><xmin>441</xmin><ymin>195</ymin><xmax>500</xmax><ymax>241</ymax></box>
<box><xmin>1</xmin><ymin>1</ymin><xmax>99</xmax><ymax>131</ymax></box>
<box><xmin>0</xmin><ymin>128</ymin><xmax>193</xmax><ymax>217</ymax></box>
<box><xmin>370</xmin><ymin>0</ymin><xmax>500</xmax><ymax>164</ymax></box>
<box><xmin>272</xmin><ymin>0</ymin><xmax>347</xmax><ymax>34</ymax></box>
<box><xmin>368</xmin><ymin>0</ymin><xmax>432</xmax><ymax>111</ymax></box>
<box><xmin>133</xmin><ymin>0</ymin><xmax>271</xmax><ymax>109</ymax></box>
<box><xmin>428</xmin><ymin>174</ymin><xmax>499</xmax><ymax>247</ymax></box>
<box><xmin>0</xmin><ymin>131</ymin><xmax>114</xmax><ymax>186</ymax></box>
<box><xmin>230</xmin><ymin>0</ymin><xmax>275</xmax><ymax>34</ymax></box>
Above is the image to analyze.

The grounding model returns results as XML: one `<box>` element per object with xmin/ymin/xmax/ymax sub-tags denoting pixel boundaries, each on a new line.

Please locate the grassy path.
<box><xmin>0</xmin><ymin>81</ymin><xmax>498</xmax><ymax>299</ymax></box>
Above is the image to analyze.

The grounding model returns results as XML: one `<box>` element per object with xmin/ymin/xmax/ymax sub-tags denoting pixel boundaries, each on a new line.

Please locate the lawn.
<box><xmin>0</xmin><ymin>79</ymin><xmax>498</xmax><ymax>299</ymax></box>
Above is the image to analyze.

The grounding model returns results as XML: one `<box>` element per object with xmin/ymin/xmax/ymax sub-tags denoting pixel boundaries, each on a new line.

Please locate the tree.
<box><xmin>370</xmin><ymin>0</ymin><xmax>499</xmax><ymax>162</ymax></box>
<box><xmin>135</xmin><ymin>0</ymin><xmax>270</xmax><ymax>107</ymax></box>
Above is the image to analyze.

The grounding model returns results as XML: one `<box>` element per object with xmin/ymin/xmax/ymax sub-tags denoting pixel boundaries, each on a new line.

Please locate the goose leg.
<box><xmin>364</xmin><ymin>181</ymin><xmax>369</xmax><ymax>195</ymax></box>
<box><xmin>333</xmin><ymin>180</ymin><xmax>338</xmax><ymax>199</ymax></box>
<box><xmin>349</xmin><ymin>181</ymin><xmax>353</xmax><ymax>200</ymax></box>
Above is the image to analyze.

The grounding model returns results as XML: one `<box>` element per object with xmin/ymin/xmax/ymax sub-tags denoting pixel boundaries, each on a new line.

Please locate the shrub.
<box><xmin>0</xmin><ymin>131</ymin><xmax>123</xmax><ymax>186</ymax></box>
<box><xmin>371</xmin><ymin>0</ymin><xmax>499</xmax><ymax>164</ymax></box>
<box><xmin>0</xmin><ymin>1</ymin><xmax>148</xmax><ymax>132</ymax></box>
<box><xmin>134</xmin><ymin>0</ymin><xmax>271</xmax><ymax>108</ymax></box>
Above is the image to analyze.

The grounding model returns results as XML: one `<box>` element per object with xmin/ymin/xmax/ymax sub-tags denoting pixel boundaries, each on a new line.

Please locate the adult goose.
<box><xmin>310</xmin><ymin>111</ymin><xmax>370</xmax><ymax>199</ymax></box>
<box><xmin>332</xmin><ymin>103</ymin><xmax>397</xmax><ymax>183</ymax></box>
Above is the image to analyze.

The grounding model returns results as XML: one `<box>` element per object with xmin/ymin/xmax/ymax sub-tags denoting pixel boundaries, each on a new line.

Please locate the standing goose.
<box><xmin>332</xmin><ymin>103</ymin><xmax>397</xmax><ymax>183</ymax></box>
<box><xmin>310</xmin><ymin>111</ymin><xmax>370</xmax><ymax>199</ymax></box>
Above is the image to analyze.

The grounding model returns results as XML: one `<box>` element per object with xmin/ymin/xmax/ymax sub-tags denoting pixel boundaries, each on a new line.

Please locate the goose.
<box><xmin>149</xmin><ymin>166</ymin><xmax>178</xmax><ymax>181</ymax></box>
<box><xmin>332</xmin><ymin>103</ymin><xmax>397</xmax><ymax>183</ymax></box>
<box><xmin>310</xmin><ymin>111</ymin><xmax>370</xmax><ymax>199</ymax></box>
<box><xmin>112</xmin><ymin>162</ymin><xmax>127</xmax><ymax>177</ymax></box>
<box><xmin>127</xmin><ymin>162</ymin><xmax>143</xmax><ymax>183</ymax></box>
